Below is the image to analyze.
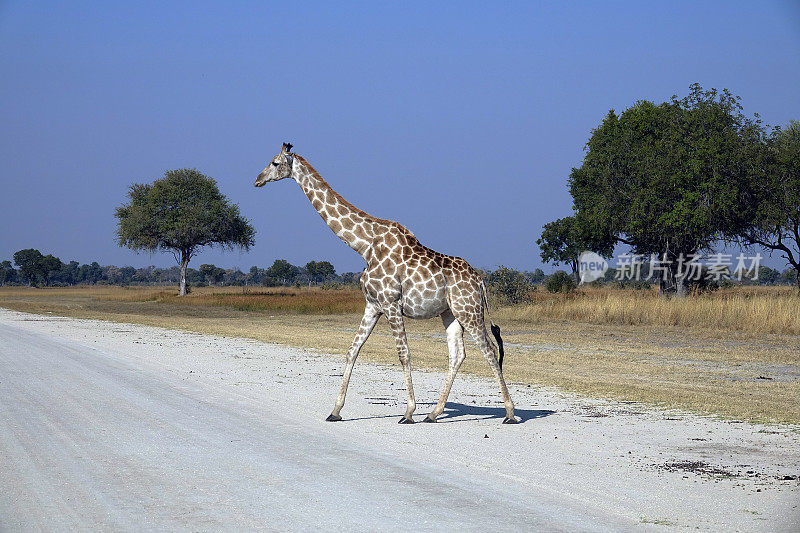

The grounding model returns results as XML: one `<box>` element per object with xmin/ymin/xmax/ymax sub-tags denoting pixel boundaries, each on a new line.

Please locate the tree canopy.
<box><xmin>305</xmin><ymin>260</ymin><xmax>336</xmax><ymax>284</ymax></box>
<box><xmin>13</xmin><ymin>248</ymin><xmax>63</xmax><ymax>287</ymax></box>
<box><xmin>568</xmin><ymin>84</ymin><xmax>768</xmax><ymax>294</ymax></box>
<box><xmin>115</xmin><ymin>168</ymin><xmax>255</xmax><ymax>295</ymax></box>
<box><xmin>739</xmin><ymin>119</ymin><xmax>800</xmax><ymax>290</ymax></box>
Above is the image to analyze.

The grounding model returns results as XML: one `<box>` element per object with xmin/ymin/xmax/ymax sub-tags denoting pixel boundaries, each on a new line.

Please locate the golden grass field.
<box><xmin>1</xmin><ymin>284</ymin><xmax>798</xmax><ymax>425</ymax></box>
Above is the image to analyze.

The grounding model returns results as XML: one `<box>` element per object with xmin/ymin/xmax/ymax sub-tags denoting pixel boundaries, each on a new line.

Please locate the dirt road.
<box><xmin>0</xmin><ymin>309</ymin><xmax>797</xmax><ymax>531</ymax></box>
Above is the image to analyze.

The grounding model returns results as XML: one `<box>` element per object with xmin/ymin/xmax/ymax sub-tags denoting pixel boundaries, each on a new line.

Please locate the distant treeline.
<box><xmin>1</xmin><ymin>249</ymin><xmax>793</xmax><ymax>297</ymax></box>
<box><xmin>1</xmin><ymin>249</ymin><xmax>360</xmax><ymax>288</ymax></box>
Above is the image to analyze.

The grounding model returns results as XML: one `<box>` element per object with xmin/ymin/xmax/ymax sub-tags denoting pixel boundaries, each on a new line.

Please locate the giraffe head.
<box><xmin>254</xmin><ymin>142</ymin><xmax>294</xmax><ymax>187</ymax></box>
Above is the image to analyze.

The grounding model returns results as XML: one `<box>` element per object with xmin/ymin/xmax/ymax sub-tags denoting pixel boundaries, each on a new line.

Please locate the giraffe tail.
<box><xmin>480</xmin><ymin>281</ymin><xmax>505</xmax><ymax>371</ymax></box>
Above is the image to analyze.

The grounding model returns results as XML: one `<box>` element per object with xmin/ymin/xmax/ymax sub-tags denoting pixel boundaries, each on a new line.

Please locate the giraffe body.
<box><xmin>255</xmin><ymin>143</ymin><xmax>516</xmax><ymax>424</ymax></box>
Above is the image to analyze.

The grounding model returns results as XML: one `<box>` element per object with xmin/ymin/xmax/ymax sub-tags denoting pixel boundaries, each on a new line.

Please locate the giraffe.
<box><xmin>254</xmin><ymin>143</ymin><xmax>516</xmax><ymax>424</ymax></box>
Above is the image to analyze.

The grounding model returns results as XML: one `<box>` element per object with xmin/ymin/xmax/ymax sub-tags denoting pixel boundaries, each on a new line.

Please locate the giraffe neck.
<box><xmin>292</xmin><ymin>155</ymin><xmax>381</xmax><ymax>260</ymax></box>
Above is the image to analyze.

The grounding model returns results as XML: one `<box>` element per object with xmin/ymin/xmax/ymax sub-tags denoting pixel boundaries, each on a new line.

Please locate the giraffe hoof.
<box><xmin>398</xmin><ymin>416</ymin><xmax>415</xmax><ymax>424</ymax></box>
<box><xmin>326</xmin><ymin>414</ymin><xmax>342</xmax><ymax>422</ymax></box>
<box><xmin>422</xmin><ymin>416</ymin><xmax>437</xmax><ymax>423</ymax></box>
<box><xmin>502</xmin><ymin>416</ymin><xmax>518</xmax><ymax>424</ymax></box>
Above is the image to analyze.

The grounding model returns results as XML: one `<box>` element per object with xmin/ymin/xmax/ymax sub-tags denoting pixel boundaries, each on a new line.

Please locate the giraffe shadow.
<box><xmin>342</xmin><ymin>402</ymin><xmax>555</xmax><ymax>424</ymax></box>
<box><xmin>433</xmin><ymin>402</ymin><xmax>555</xmax><ymax>424</ymax></box>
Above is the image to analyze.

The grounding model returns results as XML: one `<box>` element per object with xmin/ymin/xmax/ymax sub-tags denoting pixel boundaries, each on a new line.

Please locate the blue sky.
<box><xmin>1</xmin><ymin>1</ymin><xmax>799</xmax><ymax>273</ymax></box>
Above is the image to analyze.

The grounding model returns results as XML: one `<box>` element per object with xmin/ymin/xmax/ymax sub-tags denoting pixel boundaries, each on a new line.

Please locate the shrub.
<box><xmin>546</xmin><ymin>271</ymin><xmax>576</xmax><ymax>293</ymax></box>
<box><xmin>486</xmin><ymin>266</ymin><xmax>532</xmax><ymax>304</ymax></box>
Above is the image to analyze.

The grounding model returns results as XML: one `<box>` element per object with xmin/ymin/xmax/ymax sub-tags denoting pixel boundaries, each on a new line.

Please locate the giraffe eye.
<box><xmin>272</xmin><ymin>161</ymin><xmax>279</xmax><ymax>166</ymax></box>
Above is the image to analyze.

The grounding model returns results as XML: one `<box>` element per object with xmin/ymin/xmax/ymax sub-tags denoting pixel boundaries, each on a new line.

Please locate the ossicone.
<box><xmin>282</xmin><ymin>142</ymin><xmax>293</xmax><ymax>153</ymax></box>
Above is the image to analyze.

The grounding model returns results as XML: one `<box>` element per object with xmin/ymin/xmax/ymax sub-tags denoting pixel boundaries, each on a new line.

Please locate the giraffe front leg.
<box><xmin>384</xmin><ymin>304</ymin><xmax>416</xmax><ymax>424</ymax></box>
<box><xmin>327</xmin><ymin>303</ymin><xmax>381</xmax><ymax>421</ymax></box>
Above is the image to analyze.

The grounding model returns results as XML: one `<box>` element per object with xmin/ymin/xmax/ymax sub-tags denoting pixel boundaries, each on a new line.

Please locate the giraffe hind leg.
<box><xmin>463</xmin><ymin>318</ymin><xmax>516</xmax><ymax>423</ymax></box>
<box><xmin>424</xmin><ymin>309</ymin><xmax>466</xmax><ymax>422</ymax></box>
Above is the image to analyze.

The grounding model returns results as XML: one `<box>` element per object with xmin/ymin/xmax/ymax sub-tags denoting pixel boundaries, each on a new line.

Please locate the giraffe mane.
<box><xmin>292</xmin><ymin>154</ymin><xmax>415</xmax><ymax>238</ymax></box>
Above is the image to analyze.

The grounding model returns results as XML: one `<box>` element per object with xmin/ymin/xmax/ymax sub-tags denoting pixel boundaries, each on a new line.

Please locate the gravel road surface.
<box><xmin>0</xmin><ymin>309</ymin><xmax>798</xmax><ymax>531</ymax></box>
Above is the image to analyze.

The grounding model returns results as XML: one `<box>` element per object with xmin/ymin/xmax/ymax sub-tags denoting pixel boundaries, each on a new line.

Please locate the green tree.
<box><xmin>546</xmin><ymin>270</ymin><xmax>576</xmax><ymax>293</ymax></box>
<box><xmin>537</xmin><ymin>215</ymin><xmax>613</xmax><ymax>284</ymax></box>
<box><xmin>13</xmin><ymin>249</ymin><xmax>44</xmax><ymax>286</ymax></box>
<box><xmin>60</xmin><ymin>260</ymin><xmax>80</xmax><ymax>285</ymax></box>
<box><xmin>115</xmin><ymin>169</ymin><xmax>255</xmax><ymax>295</ymax></box>
<box><xmin>529</xmin><ymin>268</ymin><xmax>545</xmax><ymax>284</ymax></box>
<box><xmin>265</xmin><ymin>259</ymin><xmax>300</xmax><ymax>285</ymax></box>
<box><xmin>199</xmin><ymin>264</ymin><xmax>226</xmax><ymax>285</ymax></box>
<box><xmin>739</xmin><ymin>120</ymin><xmax>800</xmax><ymax>293</ymax></box>
<box><xmin>569</xmin><ymin>84</ymin><xmax>767</xmax><ymax>296</ymax></box>
<box><xmin>486</xmin><ymin>266</ymin><xmax>532</xmax><ymax>304</ymax></box>
<box><xmin>79</xmin><ymin>262</ymin><xmax>104</xmax><ymax>284</ymax></box>
<box><xmin>305</xmin><ymin>260</ymin><xmax>336</xmax><ymax>285</ymax></box>
<box><xmin>246</xmin><ymin>265</ymin><xmax>265</xmax><ymax>285</ymax></box>
<box><xmin>755</xmin><ymin>266</ymin><xmax>780</xmax><ymax>285</ymax></box>
<box><xmin>39</xmin><ymin>254</ymin><xmax>63</xmax><ymax>286</ymax></box>
<box><xmin>0</xmin><ymin>260</ymin><xmax>17</xmax><ymax>285</ymax></box>
<box><xmin>11</xmin><ymin>250</ymin><xmax>62</xmax><ymax>286</ymax></box>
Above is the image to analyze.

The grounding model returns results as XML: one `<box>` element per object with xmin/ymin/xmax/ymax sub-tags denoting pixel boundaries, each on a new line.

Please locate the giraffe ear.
<box><xmin>282</xmin><ymin>142</ymin><xmax>293</xmax><ymax>154</ymax></box>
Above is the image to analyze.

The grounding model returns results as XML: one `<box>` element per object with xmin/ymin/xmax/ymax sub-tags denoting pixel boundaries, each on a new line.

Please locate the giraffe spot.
<box><xmin>329</xmin><ymin>219</ymin><xmax>342</xmax><ymax>233</ymax></box>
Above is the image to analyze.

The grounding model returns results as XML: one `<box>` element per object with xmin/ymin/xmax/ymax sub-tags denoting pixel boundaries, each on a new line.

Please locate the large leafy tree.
<box><xmin>569</xmin><ymin>84</ymin><xmax>767</xmax><ymax>295</ymax></box>
<box><xmin>115</xmin><ymin>169</ymin><xmax>255</xmax><ymax>295</ymax></box>
<box><xmin>537</xmin><ymin>215</ymin><xmax>614</xmax><ymax>284</ymax></box>
<box><xmin>739</xmin><ymin>120</ymin><xmax>800</xmax><ymax>292</ymax></box>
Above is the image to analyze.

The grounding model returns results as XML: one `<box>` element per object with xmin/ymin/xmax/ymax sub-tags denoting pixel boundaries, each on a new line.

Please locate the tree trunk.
<box><xmin>659</xmin><ymin>259</ymin><xmax>688</xmax><ymax>297</ymax></box>
<box><xmin>179</xmin><ymin>250</ymin><xmax>189</xmax><ymax>296</ymax></box>
<box><xmin>795</xmin><ymin>267</ymin><xmax>800</xmax><ymax>296</ymax></box>
<box><xmin>571</xmin><ymin>259</ymin><xmax>580</xmax><ymax>285</ymax></box>
<box><xmin>675</xmin><ymin>273</ymin><xmax>688</xmax><ymax>297</ymax></box>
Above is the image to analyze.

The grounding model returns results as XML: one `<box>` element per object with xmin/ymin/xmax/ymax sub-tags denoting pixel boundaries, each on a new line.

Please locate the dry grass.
<box><xmin>1</xmin><ymin>285</ymin><xmax>798</xmax><ymax>425</ymax></box>
<box><xmin>102</xmin><ymin>285</ymin><xmax>366</xmax><ymax>314</ymax></box>
<box><xmin>500</xmin><ymin>285</ymin><xmax>800</xmax><ymax>336</ymax></box>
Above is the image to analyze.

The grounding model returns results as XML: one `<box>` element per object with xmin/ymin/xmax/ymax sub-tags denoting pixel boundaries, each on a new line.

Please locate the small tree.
<box><xmin>537</xmin><ymin>215</ymin><xmax>613</xmax><ymax>284</ymax></box>
<box><xmin>115</xmin><ymin>169</ymin><xmax>255</xmax><ymax>295</ymax></box>
<box><xmin>486</xmin><ymin>266</ymin><xmax>532</xmax><ymax>304</ymax></box>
